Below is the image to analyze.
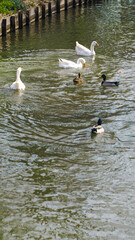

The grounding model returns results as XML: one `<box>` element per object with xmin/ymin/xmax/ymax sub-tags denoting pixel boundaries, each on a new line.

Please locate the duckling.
<box><xmin>10</xmin><ymin>67</ymin><xmax>25</xmax><ymax>90</ymax></box>
<box><xmin>73</xmin><ymin>73</ymin><xmax>83</xmax><ymax>84</ymax></box>
<box><xmin>91</xmin><ymin>118</ymin><xmax>104</xmax><ymax>134</ymax></box>
<box><xmin>101</xmin><ymin>74</ymin><xmax>119</xmax><ymax>87</ymax></box>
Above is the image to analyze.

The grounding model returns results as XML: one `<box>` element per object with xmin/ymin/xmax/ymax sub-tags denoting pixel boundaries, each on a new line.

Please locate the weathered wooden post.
<box><xmin>65</xmin><ymin>0</ymin><xmax>68</xmax><ymax>10</ymax></box>
<box><xmin>35</xmin><ymin>7</ymin><xmax>39</xmax><ymax>21</ymax></box>
<box><xmin>84</xmin><ymin>0</ymin><xmax>87</xmax><ymax>5</ymax></box>
<box><xmin>10</xmin><ymin>16</ymin><xmax>15</xmax><ymax>32</ymax></box>
<box><xmin>18</xmin><ymin>12</ymin><xmax>23</xmax><ymax>29</ymax></box>
<box><xmin>56</xmin><ymin>0</ymin><xmax>60</xmax><ymax>13</ymax></box>
<box><xmin>48</xmin><ymin>2</ymin><xmax>52</xmax><ymax>16</ymax></box>
<box><xmin>42</xmin><ymin>4</ymin><xmax>46</xmax><ymax>19</ymax></box>
<box><xmin>79</xmin><ymin>0</ymin><xmax>82</xmax><ymax>6</ymax></box>
<box><xmin>26</xmin><ymin>10</ymin><xmax>30</xmax><ymax>25</ymax></box>
<box><xmin>73</xmin><ymin>0</ymin><xmax>76</xmax><ymax>7</ymax></box>
<box><xmin>2</xmin><ymin>19</ymin><xmax>6</xmax><ymax>36</ymax></box>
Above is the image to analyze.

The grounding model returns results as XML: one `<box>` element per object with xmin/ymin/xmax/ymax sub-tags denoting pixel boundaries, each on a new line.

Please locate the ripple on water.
<box><xmin>0</xmin><ymin>1</ymin><xmax>135</xmax><ymax>239</ymax></box>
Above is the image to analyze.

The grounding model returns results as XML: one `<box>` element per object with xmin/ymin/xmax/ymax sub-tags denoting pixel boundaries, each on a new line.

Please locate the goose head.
<box><xmin>92</xmin><ymin>41</ymin><xmax>99</xmax><ymax>47</ymax></box>
<box><xmin>90</xmin><ymin>41</ymin><xmax>99</xmax><ymax>53</ymax></box>
<box><xmin>17</xmin><ymin>67</ymin><xmax>22</xmax><ymax>74</ymax></box>
<box><xmin>77</xmin><ymin>58</ymin><xmax>86</xmax><ymax>68</ymax></box>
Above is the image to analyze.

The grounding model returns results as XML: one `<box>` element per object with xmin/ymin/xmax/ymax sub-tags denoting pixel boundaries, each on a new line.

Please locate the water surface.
<box><xmin>0</xmin><ymin>0</ymin><xmax>135</xmax><ymax>239</ymax></box>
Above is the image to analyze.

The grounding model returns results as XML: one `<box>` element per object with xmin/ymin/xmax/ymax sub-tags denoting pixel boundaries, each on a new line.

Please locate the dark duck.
<box><xmin>101</xmin><ymin>74</ymin><xmax>119</xmax><ymax>86</ymax></box>
<box><xmin>73</xmin><ymin>73</ymin><xmax>83</xmax><ymax>84</ymax></box>
<box><xmin>91</xmin><ymin>118</ymin><xmax>104</xmax><ymax>134</ymax></box>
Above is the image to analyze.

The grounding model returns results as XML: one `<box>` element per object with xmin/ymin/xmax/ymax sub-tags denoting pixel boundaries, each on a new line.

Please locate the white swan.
<box><xmin>10</xmin><ymin>67</ymin><xmax>25</xmax><ymax>90</ymax></box>
<box><xmin>75</xmin><ymin>41</ymin><xmax>99</xmax><ymax>56</ymax></box>
<box><xmin>59</xmin><ymin>58</ymin><xmax>86</xmax><ymax>69</ymax></box>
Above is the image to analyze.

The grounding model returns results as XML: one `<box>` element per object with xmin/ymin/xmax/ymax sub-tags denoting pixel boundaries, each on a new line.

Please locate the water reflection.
<box><xmin>0</xmin><ymin>0</ymin><xmax>135</xmax><ymax>239</ymax></box>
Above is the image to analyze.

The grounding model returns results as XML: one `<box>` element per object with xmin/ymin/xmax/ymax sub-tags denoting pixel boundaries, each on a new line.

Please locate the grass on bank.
<box><xmin>0</xmin><ymin>0</ymin><xmax>27</xmax><ymax>14</ymax></box>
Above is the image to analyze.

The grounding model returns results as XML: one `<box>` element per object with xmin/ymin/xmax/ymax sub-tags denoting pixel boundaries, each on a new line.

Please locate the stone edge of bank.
<box><xmin>0</xmin><ymin>0</ymin><xmax>88</xmax><ymax>37</ymax></box>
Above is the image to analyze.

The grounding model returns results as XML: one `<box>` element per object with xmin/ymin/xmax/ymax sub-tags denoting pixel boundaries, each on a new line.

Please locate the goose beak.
<box><xmin>96</xmin><ymin>42</ymin><xmax>99</xmax><ymax>46</ymax></box>
<box><xmin>87</xmin><ymin>64</ymin><xmax>90</xmax><ymax>66</ymax></box>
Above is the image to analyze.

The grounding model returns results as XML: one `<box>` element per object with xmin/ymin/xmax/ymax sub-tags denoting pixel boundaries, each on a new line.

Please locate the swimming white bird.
<box><xmin>91</xmin><ymin>119</ymin><xmax>104</xmax><ymax>134</ymax></box>
<box><xmin>10</xmin><ymin>67</ymin><xmax>25</xmax><ymax>90</ymax></box>
<box><xmin>59</xmin><ymin>58</ymin><xmax>86</xmax><ymax>69</ymax></box>
<box><xmin>75</xmin><ymin>41</ymin><xmax>99</xmax><ymax>56</ymax></box>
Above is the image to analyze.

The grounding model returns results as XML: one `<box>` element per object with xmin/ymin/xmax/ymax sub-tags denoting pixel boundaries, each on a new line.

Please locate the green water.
<box><xmin>0</xmin><ymin>0</ymin><xmax>135</xmax><ymax>239</ymax></box>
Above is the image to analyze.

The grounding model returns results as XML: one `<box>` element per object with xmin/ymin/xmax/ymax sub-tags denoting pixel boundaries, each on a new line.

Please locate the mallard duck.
<box><xmin>59</xmin><ymin>58</ymin><xmax>86</xmax><ymax>69</ymax></box>
<box><xmin>91</xmin><ymin>118</ymin><xmax>104</xmax><ymax>134</ymax></box>
<box><xmin>75</xmin><ymin>41</ymin><xmax>99</xmax><ymax>56</ymax></box>
<box><xmin>101</xmin><ymin>74</ymin><xmax>119</xmax><ymax>87</ymax></box>
<box><xmin>10</xmin><ymin>67</ymin><xmax>25</xmax><ymax>90</ymax></box>
<box><xmin>73</xmin><ymin>73</ymin><xmax>83</xmax><ymax>84</ymax></box>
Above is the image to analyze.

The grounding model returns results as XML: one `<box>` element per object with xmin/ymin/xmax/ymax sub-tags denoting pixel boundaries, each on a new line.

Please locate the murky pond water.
<box><xmin>0</xmin><ymin>0</ymin><xmax>135</xmax><ymax>239</ymax></box>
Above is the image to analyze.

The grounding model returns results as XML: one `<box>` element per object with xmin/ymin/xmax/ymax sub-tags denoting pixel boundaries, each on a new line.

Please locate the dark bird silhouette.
<box><xmin>73</xmin><ymin>73</ymin><xmax>83</xmax><ymax>84</ymax></box>
<box><xmin>101</xmin><ymin>74</ymin><xmax>119</xmax><ymax>86</ymax></box>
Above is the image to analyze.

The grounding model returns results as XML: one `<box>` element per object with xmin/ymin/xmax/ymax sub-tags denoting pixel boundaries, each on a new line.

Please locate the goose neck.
<box><xmin>16</xmin><ymin>71</ymin><xmax>21</xmax><ymax>81</ymax></box>
<box><xmin>90</xmin><ymin>43</ymin><xmax>95</xmax><ymax>53</ymax></box>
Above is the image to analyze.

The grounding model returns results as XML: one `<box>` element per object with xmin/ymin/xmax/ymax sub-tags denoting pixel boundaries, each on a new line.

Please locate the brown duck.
<box><xmin>73</xmin><ymin>73</ymin><xmax>83</xmax><ymax>84</ymax></box>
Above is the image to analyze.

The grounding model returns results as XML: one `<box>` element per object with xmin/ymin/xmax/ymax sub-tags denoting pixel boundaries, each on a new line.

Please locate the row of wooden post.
<box><xmin>1</xmin><ymin>0</ymin><xmax>88</xmax><ymax>37</ymax></box>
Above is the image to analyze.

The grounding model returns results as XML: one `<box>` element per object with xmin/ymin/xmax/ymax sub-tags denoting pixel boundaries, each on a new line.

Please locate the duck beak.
<box><xmin>20</xmin><ymin>67</ymin><xmax>23</xmax><ymax>70</ymax></box>
<box><xmin>96</xmin><ymin>43</ymin><xmax>99</xmax><ymax>46</ymax></box>
<box><xmin>87</xmin><ymin>64</ymin><xmax>90</xmax><ymax>66</ymax></box>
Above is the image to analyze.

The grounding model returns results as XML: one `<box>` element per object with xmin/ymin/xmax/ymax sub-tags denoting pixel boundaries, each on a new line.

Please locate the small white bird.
<box><xmin>59</xmin><ymin>58</ymin><xmax>86</xmax><ymax>69</ymax></box>
<box><xmin>10</xmin><ymin>67</ymin><xmax>25</xmax><ymax>91</ymax></box>
<box><xmin>75</xmin><ymin>41</ymin><xmax>99</xmax><ymax>56</ymax></box>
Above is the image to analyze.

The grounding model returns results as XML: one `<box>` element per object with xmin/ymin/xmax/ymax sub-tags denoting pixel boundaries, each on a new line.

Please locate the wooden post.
<box><xmin>10</xmin><ymin>16</ymin><xmax>15</xmax><ymax>32</ymax></box>
<box><xmin>35</xmin><ymin>7</ymin><xmax>39</xmax><ymax>21</ymax></box>
<box><xmin>2</xmin><ymin>19</ymin><xmax>6</xmax><ymax>36</ymax></box>
<box><xmin>18</xmin><ymin>12</ymin><xmax>23</xmax><ymax>29</ymax></box>
<box><xmin>65</xmin><ymin>0</ymin><xmax>68</xmax><ymax>10</ymax></box>
<box><xmin>84</xmin><ymin>0</ymin><xmax>87</xmax><ymax>5</ymax></box>
<box><xmin>26</xmin><ymin>10</ymin><xmax>30</xmax><ymax>25</ymax></box>
<box><xmin>56</xmin><ymin>0</ymin><xmax>60</xmax><ymax>13</ymax></box>
<box><xmin>79</xmin><ymin>0</ymin><xmax>82</xmax><ymax>6</ymax></box>
<box><xmin>73</xmin><ymin>0</ymin><xmax>76</xmax><ymax>7</ymax></box>
<box><xmin>48</xmin><ymin>2</ymin><xmax>52</xmax><ymax>16</ymax></box>
<box><xmin>42</xmin><ymin>4</ymin><xmax>45</xmax><ymax>19</ymax></box>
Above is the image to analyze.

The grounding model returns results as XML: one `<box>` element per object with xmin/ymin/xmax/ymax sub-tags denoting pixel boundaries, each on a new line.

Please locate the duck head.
<box><xmin>98</xmin><ymin>118</ymin><xmax>102</xmax><ymax>125</ymax></box>
<box><xmin>101</xmin><ymin>74</ymin><xmax>106</xmax><ymax>82</ymax></box>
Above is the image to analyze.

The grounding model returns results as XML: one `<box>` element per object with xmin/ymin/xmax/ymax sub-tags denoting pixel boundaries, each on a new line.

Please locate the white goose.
<box><xmin>10</xmin><ymin>67</ymin><xmax>25</xmax><ymax>90</ymax></box>
<box><xmin>59</xmin><ymin>58</ymin><xmax>86</xmax><ymax>69</ymax></box>
<box><xmin>75</xmin><ymin>41</ymin><xmax>99</xmax><ymax>56</ymax></box>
